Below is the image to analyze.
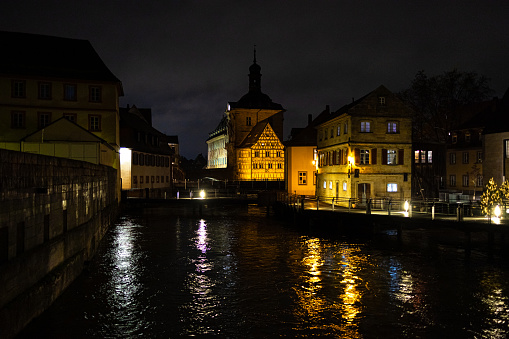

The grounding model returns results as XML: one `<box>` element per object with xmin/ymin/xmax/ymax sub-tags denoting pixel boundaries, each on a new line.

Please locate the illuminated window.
<box><xmin>465</xmin><ymin>132</ymin><xmax>471</xmax><ymax>143</ymax></box>
<box><xmin>427</xmin><ymin>151</ymin><xmax>433</xmax><ymax>163</ymax></box>
<box><xmin>378</xmin><ymin>96</ymin><xmax>386</xmax><ymax>105</ymax></box>
<box><xmin>450</xmin><ymin>175</ymin><xmax>456</xmax><ymax>187</ymax></box>
<box><xmin>343</xmin><ymin>181</ymin><xmax>347</xmax><ymax>191</ymax></box>
<box><xmin>12</xmin><ymin>80</ymin><xmax>26</xmax><ymax>98</ymax></box>
<box><xmin>89</xmin><ymin>86</ymin><xmax>102</xmax><ymax>102</ymax></box>
<box><xmin>387</xmin><ymin>122</ymin><xmax>398</xmax><ymax>133</ymax></box>
<box><xmin>64</xmin><ymin>84</ymin><xmax>77</xmax><ymax>101</ymax></box>
<box><xmin>38</xmin><ymin>82</ymin><xmax>52</xmax><ymax>99</ymax></box>
<box><xmin>387</xmin><ymin>183</ymin><xmax>397</xmax><ymax>192</ymax></box>
<box><xmin>329</xmin><ymin>181</ymin><xmax>333</xmax><ymax>190</ymax></box>
<box><xmin>298</xmin><ymin>171</ymin><xmax>307</xmax><ymax>185</ymax></box>
<box><xmin>414</xmin><ymin>151</ymin><xmax>420</xmax><ymax>163</ymax></box>
<box><xmin>360</xmin><ymin>149</ymin><xmax>370</xmax><ymax>164</ymax></box>
<box><xmin>452</xmin><ymin>134</ymin><xmax>457</xmax><ymax>143</ymax></box>
<box><xmin>337</xmin><ymin>126</ymin><xmax>341</xmax><ymax>136</ymax></box>
<box><xmin>387</xmin><ymin>149</ymin><xmax>397</xmax><ymax>165</ymax></box>
<box><xmin>360</xmin><ymin>121</ymin><xmax>371</xmax><ymax>133</ymax></box>
<box><xmin>323</xmin><ymin>180</ymin><xmax>326</xmax><ymax>189</ymax></box>
<box><xmin>420</xmin><ymin>151</ymin><xmax>426</xmax><ymax>163</ymax></box>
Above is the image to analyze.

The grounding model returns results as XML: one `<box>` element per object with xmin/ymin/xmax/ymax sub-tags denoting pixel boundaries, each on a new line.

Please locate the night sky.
<box><xmin>2</xmin><ymin>1</ymin><xmax>508</xmax><ymax>158</ymax></box>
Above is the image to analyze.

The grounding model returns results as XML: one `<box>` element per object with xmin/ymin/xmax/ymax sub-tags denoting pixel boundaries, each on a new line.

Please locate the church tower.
<box><xmin>207</xmin><ymin>48</ymin><xmax>286</xmax><ymax>181</ymax></box>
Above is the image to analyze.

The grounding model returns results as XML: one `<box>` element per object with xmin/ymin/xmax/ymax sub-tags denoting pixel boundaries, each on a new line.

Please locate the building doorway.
<box><xmin>357</xmin><ymin>183</ymin><xmax>371</xmax><ymax>204</ymax></box>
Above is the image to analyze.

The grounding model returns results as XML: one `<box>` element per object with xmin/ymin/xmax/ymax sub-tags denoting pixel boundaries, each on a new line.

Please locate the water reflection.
<box><xmin>100</xmin><ymin>217</ymin><xmax>146</xmax><ymax>335</ymax></box>
<box><xmin>478</xmin><ymin>271</ymin><xmax>509</xmax><ymax>338</ymax></box>
<box><xmin>292</xmin><ymin>237</ymin><xmax>365</xmax><ymax>337</ymax></box>
<box><xmin>181</xmin><ymin>219</ymin><xmax>220</xmax><ymax>335</ymax></box>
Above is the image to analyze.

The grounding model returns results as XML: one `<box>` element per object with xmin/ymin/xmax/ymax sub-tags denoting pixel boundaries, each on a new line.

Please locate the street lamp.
<box><xmin>200</xmin><ymin>190</ymin><xmax>206</xmax><ymax>199</ymax></box>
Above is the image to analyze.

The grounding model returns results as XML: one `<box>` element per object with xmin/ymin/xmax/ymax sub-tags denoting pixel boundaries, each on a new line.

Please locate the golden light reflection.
<box><xmin>292</xmin><ymin>238</ymin><xmax>366</xmax><ymax>338</ymax></box>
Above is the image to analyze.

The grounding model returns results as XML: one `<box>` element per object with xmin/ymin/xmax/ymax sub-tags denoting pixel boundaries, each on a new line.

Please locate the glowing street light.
<box><xmin>494</xmin><ymin>205</ymin><xmax>501</xmax><ymax>218</ymax></box>
<box><xmin>199</xmin><ymin>190</ymin><xmax>206</xmax><ymax>199</ymax></box>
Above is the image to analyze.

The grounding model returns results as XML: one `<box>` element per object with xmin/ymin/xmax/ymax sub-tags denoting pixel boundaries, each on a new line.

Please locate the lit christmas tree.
<box><xmin>500</xmin><ymin>180</ymin><xmax>509</xmax><ymax>200</ymax></box>
<box><xmin>480</xmin><ymin>177</ymin><xmax>501</xmax><ymax>217</ymax></box>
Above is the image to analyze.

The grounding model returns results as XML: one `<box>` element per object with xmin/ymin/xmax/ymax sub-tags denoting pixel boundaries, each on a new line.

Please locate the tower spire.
<box><xmin>249</xmin><ymin>45</ymin><xmax>261</xmax><ymax>93</ymax></box>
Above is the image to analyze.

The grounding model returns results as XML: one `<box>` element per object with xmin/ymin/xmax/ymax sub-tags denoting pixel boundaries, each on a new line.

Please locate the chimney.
<box><xmin>308</xmin><ymin>114</ymin><xmax>312</xmax><ymax>126</ymax></box>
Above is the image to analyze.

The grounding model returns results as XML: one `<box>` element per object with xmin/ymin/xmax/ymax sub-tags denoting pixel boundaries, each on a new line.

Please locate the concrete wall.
<box><xmin>0</xmin><ymin>149</ymin><xmax>118</xmax><ymax>338</ymax></box>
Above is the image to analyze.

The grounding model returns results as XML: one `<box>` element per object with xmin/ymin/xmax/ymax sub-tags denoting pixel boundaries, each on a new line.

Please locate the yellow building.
<box><xmin>284</xmin><ymin>108</ymin><xmax>332</xmax><ymax>196</ymax></box>
<box><xmin>316</xmin><ymin>86</ymin><xmax>413</xmax><ymax>207</ymax></box>
<box><xmin>236</xmin><ymin>121</ymin><xmax>284</xmax><ymax>180</ymax></box>
<box><xmin>207</xmin><ymin>49</ymin><xmax>285</xmax><ymax>181</ymax></box>
<box><xmin>0</xmin><ymin>31</ymin><xmax>123</xmax><ymax>169</ymax></box>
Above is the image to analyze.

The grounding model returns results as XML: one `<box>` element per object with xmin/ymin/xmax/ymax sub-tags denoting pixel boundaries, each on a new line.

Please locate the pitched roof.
<box><xmin>238</xmin><ymin>119</ymin><xmax>282</xmax><ymax>148</ymax></box>
<box><xmin>119</xmin><ymin>106</ymin><xmax>174</xmax><ymax>155</ymax></box>
<box><xmin>21</xmin><ymin>117</ymin><xmax>114</xmax><ymax>150</ymax></box>
<box><xmin>0</xmin><ymin>31</ymin><xmax>123</xmax><ymax>92</ymax></box>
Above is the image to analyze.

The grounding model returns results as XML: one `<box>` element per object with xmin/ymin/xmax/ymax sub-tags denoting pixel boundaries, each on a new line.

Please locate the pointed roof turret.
<box><xmin>248</xmin><ymin>45</ymin><xmax>261</xmax><ymax>92</ymax></box>
<box><xmin>228</xmin><ymin>47</ymin><xmax>284</xmax><ymax>110</ymax></box>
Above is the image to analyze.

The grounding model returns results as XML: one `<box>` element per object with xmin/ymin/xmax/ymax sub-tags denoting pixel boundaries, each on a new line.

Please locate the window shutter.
<box><xmin>355</xmin><ymin>148</ymin><xmax>360</xmax><ymax>165</ymax></box>
<box><xmin>398</xmin><ymin>149</ymin><xmax>404</xmax><ymax>165</ymax></box>
<box><xmin>371</xmin><ymin>148</ymin><xmax>377</xmax><ymax>164</ymax></box>
<box><xmin>382</xmin><ymin>149</ymin><xmax>387</xmax><ymax>165</ymax></box>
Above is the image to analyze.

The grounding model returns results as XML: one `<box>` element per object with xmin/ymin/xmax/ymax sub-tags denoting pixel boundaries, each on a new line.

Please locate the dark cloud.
<box><xmin>2</xmin><ymin>1</ymin><xmax>508</xmax><ymax>157</ymax></box>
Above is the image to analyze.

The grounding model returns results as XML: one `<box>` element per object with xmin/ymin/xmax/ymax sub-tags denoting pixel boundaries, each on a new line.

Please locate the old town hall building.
<box><xmin>207</xmin><ymin>50</ymin><xmax>285</xmax><ymax>181</ymax></box>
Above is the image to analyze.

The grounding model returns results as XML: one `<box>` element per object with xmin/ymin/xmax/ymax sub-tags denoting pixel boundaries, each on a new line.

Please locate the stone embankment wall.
<box><xmin>0</xmin><ymin>149</ymin><xmax>118</xmax><ymax>338</ymax></box>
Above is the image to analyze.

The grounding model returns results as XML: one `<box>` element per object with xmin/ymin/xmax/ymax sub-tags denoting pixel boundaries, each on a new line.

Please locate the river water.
<box><xmin>18</xmin><ymin>202</ymin><xmax>509</xmax><ymax>338</ymax></box>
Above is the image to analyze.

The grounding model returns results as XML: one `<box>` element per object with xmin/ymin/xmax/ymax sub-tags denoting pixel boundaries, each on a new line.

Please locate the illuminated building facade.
<box><xmin>119</xmin><ymin>105</ymin><xmax>175</xmax><ymax>192</ymax></box>
<box><xmin>236</xmin><ymin>121</ymin><xmax>284</xmax><ymax>181</ymax></box>
<box><xmin>316</xmin><ymin>85</ymin><xmax>413</xmax><ymax>206</ymax></box>
<box><xmin>207</xmin><ymin>49</ymin><xmax>285</xmax><ymax>180</ymax></box>
<box><xmin>284</xmin><ymin>108</ymin><xmax>331</xmax><ymax>196</ymax></box>
<box><xmin>0</xmin><ymin>31</ymin><xmax>123</xmax><ymax>169</ymax></box>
